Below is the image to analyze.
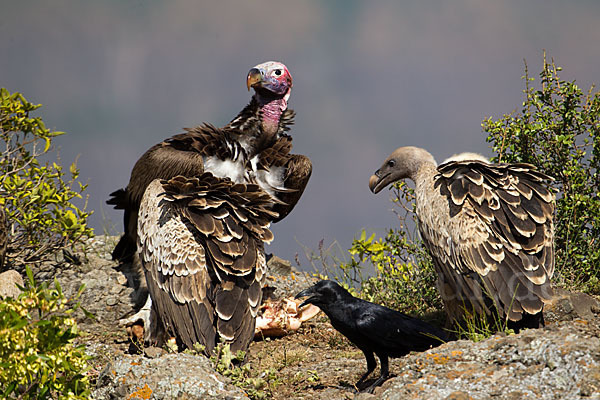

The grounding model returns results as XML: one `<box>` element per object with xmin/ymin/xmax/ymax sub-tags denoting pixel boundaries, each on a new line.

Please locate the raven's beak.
<box><xmin>246</xmin><ymin>67</ymin><xmax>264</xmax><ymax>91</ymax></box>
<box><xmin>295</xmin><ymin>287</ymin><xmax>315</xmax><ymax>309</ymax></box>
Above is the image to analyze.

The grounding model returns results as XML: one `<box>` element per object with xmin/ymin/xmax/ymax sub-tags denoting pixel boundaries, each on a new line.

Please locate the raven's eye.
<box><xmin>387</xmin><ymin>160</ymin><xmax>396</xmax><ymax>167</ymax></box>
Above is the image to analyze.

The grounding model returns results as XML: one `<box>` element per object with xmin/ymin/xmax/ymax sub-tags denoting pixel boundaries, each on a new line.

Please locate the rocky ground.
<box><xmin>2</xmin><ymin>235</ymin><xmax>600</xmax><ymax>400</ymax></box>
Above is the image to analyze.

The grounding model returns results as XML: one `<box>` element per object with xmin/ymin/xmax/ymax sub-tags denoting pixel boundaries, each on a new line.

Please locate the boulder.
<box><xmin>0</xmin><ymin>270</ymin><xmax>23</xmax><ymax>298</ymax></box>
<box><xmin>91</xmin><ymin>351</ymin><xmax>247</xmax><ymax>399</ymax></box>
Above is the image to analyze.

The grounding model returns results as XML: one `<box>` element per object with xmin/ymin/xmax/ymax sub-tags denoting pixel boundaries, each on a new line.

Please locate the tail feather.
<box><xmin>107</xmin><ymin>188</ymin><xmax>128</xmax><ymax>209</ymax></box>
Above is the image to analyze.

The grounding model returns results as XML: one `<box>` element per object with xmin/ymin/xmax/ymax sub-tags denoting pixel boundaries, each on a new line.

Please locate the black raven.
<box><xmin>296</xmin><ymin>280</ymin><xmax>450</xmax><ymax>392</ymax></box>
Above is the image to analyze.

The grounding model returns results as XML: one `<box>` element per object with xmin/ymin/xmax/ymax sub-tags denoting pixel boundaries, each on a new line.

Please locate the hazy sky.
<box><xmin>2</xmin><ymin>1</ymin><xmax>600</xmax><ymax>270</ymax></box>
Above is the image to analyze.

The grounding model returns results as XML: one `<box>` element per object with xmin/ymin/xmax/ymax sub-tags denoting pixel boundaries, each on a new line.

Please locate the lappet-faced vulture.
<box><xmin>369</xmin><ymin>146</ymin><xmax>554</xmax><ymax>330</ymax></box>
<box><xmin>107</xmin><ymin>61</ymin><xmax>312</xmax><ymax>353</ymax></box>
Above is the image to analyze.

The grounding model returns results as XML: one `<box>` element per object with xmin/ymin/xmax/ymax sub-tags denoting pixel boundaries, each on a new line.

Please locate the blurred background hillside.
<box><xmin>2</xmin><ymin>0</ymin><xmax>600</xmax><ymax>266</ymax></box>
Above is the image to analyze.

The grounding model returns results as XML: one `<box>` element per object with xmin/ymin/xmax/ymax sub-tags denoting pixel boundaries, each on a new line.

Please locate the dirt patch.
<box><xmin>249</xmin><ymin>317</ymin><xmax>365</xmax><ymax>399</ymax></box>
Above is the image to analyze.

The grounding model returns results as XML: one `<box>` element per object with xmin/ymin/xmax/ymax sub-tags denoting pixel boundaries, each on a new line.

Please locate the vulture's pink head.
<box><xmin>247</xmin><ymin>61</ymin><xmax>293</xmax><ymax>101</ymax></box>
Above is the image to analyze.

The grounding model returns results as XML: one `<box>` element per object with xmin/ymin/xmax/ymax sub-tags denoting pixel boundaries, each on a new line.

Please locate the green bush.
<box><xmin>482</xmin><ymin>54</ymin><xmax>600</xmax><ymax>292</ymax></box>
<box><xmin>0</xmin><ymin>88</ymin><xmax>93</xmax><ymax>266</ymax></box>
<box><xmin>342</xmin><ymin>226</ymin><xmax>441</xmax><ymax>317</ymax></box>
<box><xmin>347</xmin><ymin>182</ymin><xmax>441</xmax><ymax>317</ymax></box>
<box><xmin>0</xmin><ymin>267</ymin><xmax>91</xmax><ymax>399</ymax></box>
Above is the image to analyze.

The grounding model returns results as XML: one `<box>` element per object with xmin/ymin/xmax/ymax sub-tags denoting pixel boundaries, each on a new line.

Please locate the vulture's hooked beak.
<box><xmin>246</xmin><ymin>67</ymin><xmax>264</xmax><ymax>91</ymax></box>
<box><xmin>369</xmin><ymin>170</ymin><xmax>389</xmax><ymax>194</ymax></box>
<box><xmin>295</xmin><ymin>287</ymin><xmax>317</xmax><ymax>309</ymax></box>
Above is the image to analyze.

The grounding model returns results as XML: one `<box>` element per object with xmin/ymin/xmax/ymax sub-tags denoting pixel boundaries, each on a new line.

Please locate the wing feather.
<box><xmin>268</xmin><ymin>153</ymin><xmax>313</xmax><ymax>222</ymax></box>
<box><xmin>138</xmin><ymin>174</ymin><xmax>275</xmax><ymax>353</ymax></box>
<box><xmin>427</xmin><ymin>160</ymin><xmax>555</xmax><ymax>323</ymax></box>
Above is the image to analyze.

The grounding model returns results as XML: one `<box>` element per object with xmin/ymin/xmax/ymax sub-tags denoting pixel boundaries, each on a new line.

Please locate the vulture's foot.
<box><xmin>119</xmin><ymin>294</ymin><xmax>152</xmax><ymax>343</ymax></box>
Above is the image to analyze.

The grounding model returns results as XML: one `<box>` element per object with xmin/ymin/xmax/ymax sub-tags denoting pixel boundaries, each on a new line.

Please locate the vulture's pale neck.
<box><xmin>410</xmin><ymin>158</ymin><xmax>438</xmax><ymax>203</ymax></box>
<box><xmin>412</xmin><ymin>161</ymin><xmax>440</xmax><ymax>227</ymax></box>
<box><xmin>413</xmin><ymin>160</ymin><xmax>437</xmax><ymax>182</ymax></box>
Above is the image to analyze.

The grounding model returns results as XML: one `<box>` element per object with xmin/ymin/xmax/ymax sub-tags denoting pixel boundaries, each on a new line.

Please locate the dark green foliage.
<box><xmin>0</xmin><ymin>88</ymin><xmax>93</xmax><ymax>265</ymax></box>
<box><xmin>482</xmin><ymin>54</ymin><xmax>600</xmax><ymax>292</ymax></box>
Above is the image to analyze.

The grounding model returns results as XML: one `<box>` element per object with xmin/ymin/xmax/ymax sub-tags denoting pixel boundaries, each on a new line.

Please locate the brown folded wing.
<box><xmin>138</xmin><ymin>173</ymin><xmax>277</xmax><ymax>353</ymax></box>
<box><xmin>254</xmin><ymin>135</ymin><xmax>312</xmax><ymax>222</ymax></box>
<box><xmin>431</xmin><ymin>160</ymin><xmax>554</xmax><ymax>322</ymax></box>
<box><xmin>108</xmin><ymin>124</ymin><xmax>240</xmax><ymax>262</ymax></box>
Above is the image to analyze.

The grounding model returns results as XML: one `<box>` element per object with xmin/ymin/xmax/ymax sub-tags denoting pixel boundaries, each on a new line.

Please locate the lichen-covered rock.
<box><xmin>54</xmin><ymin>240</ymin><xmax>138</xmax><ymax>335</ymax></box>
<box><xmin>376</xmin><ymin>317</ymin><xmax>600</xmax><ymax>400</ymax></box>
<box><xmin>544</xmin><ymin>287</ymin><xmax>600</xmax><ymax>323</ymax></box>
<box><xmin>91</xmin><ymin>352</ymin><xmax>247</xmax><ymax>399</ymax></box>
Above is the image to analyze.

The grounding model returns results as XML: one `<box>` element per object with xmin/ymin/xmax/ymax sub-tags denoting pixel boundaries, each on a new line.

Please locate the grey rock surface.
<box><xmin>54</xmin><ymin>237</ymin><xmax>138</xmax><ymax>335</ymax></box>
<box><xmin>91</xmin><ymin>350</ymin><xmax>247</xmax><ymax>399</ymax></box>
<box><xmin>375</xmin><ymin>318</ymin><xmax>600</xmax><ymax>400</ymax></box>
<box><xmin>544</xmin><ymin>287</ymin><xmax>600</xmax><ymax>323</ymax></box>
<box><xmin>264</xmin><ymin>254</ymin><xmax>315</xmax><ymax>300</ymax></box>
<box><xmin>0</xmin><ymin>269</ymin><xmax>24</xmax><ymax>298</ymax></box>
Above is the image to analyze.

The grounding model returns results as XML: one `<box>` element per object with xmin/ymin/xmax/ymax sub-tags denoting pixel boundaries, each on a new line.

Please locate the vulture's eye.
<box><xmin>274</xmin><ymin>69</ymin><xmax>282</xmax><ymax>76</ymax></box>
<box><xmin>387</xmin><ymin>160</ymin><xmax>396</xmax><ymax>168</ymax></box>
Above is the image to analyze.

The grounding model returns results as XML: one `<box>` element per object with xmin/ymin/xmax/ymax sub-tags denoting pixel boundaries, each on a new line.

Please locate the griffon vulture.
<box><xmin>369</xmin><ymin>146</ymin><xmax>554</xmax><ymax>330</ymax></box>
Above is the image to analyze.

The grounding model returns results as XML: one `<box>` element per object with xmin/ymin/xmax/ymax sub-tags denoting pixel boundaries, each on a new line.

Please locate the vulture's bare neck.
<box><xmin>413</xmin><ymin>162</ymin><xmax>437</xmax><ymax>184</ymax></box>
<box><xmin>226</xmin><ymin>95</ymin><xmax>294</xmax><ymax>156</ymax></box>
<box><xmin>413</xmin><ymin>162</ymin><xmax>439</xmax><ymax>212</ymax></box>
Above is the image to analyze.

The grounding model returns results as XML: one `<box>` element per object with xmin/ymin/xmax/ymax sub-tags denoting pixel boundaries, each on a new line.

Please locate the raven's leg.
<box><xmin>355</xmin><ymin>350</ymin><xmax>377</xmax><ymax>388</ymax></box>
<box><xmin>362</xmin><ymin>353</ymin><xmax>389</xmax><ymax>393</ymax></box>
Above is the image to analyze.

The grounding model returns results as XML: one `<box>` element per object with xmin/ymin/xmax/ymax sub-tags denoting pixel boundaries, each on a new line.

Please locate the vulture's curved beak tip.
<box><xmin>369</xmin><ymin>174</ymin><xmax>381</xmax><ymax>193</ymax></box>
<box><xmin>246</xmin><ymin>68</ymin><xmax>263</xmax><ymax>91</ymax></box>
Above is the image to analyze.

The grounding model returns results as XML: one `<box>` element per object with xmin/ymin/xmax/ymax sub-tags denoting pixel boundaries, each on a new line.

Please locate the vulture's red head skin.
<box><xmin>247</xmin><ymin>61</ymin><xmax>293</xmax><ymax>101</ymax></box>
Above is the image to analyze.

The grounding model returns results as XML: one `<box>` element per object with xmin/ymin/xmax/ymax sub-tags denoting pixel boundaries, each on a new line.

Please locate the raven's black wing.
<box><xmin>350</xmin><ymin>301</ymin><xmax>447</xmax><ymax>357</ymax></box>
